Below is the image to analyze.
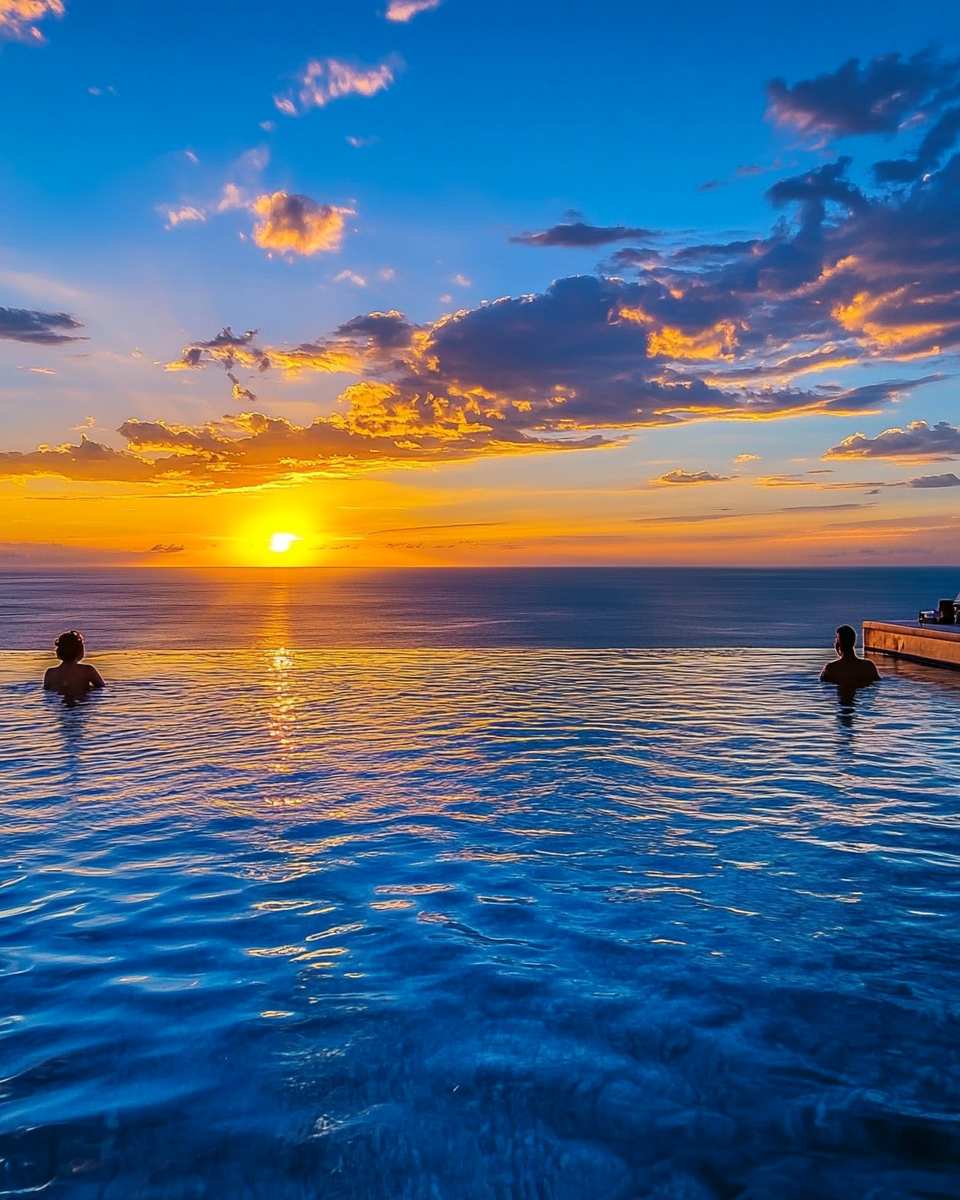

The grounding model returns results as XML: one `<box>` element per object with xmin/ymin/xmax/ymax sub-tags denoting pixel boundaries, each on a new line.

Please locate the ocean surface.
<box><xmin>1</xmin><ymin>565</ymin><xmax>958</xmax><ymax>649</ymax></box>
<box><xmin>2</xmin><ymin>571</ymin><xmax>959</xmax><ymax>1196</ymax></box>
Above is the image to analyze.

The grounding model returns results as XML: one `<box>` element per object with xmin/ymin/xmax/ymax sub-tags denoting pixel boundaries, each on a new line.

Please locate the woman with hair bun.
<box><xmin>43</xmin><ymin>630</ymin><xmax>105</xmax><ymax>699</ymax></box>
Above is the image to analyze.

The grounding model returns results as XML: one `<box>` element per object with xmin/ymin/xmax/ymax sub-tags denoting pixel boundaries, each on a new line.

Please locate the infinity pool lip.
<box><xmin>1</xmin><ymin>648</ymin><xmax>959</xmax><ymax>1198</ymax></box>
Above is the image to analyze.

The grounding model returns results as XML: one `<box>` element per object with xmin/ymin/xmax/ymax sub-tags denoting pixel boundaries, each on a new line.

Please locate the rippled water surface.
<box><xmin>2</xmin><ymin>649</ymin><xmax>959</xmax><ymax>1198</ymax></box>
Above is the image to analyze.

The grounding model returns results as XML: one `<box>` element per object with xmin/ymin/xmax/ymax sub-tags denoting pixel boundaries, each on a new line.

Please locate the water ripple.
<box><xmin>0</xmin><ymin>650</ymin><xmax>959</xmax><ymax>1197</ymax></box>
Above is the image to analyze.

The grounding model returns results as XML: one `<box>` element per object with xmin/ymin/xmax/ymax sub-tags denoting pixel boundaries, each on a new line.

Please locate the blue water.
<box><xmin>2</xmin><ymin>646</ymin><xmax>959</xmax><ymax>1198</ymax></box>
<box><xmin>1</xmin><ymin>566</ymin><xmax>957</xmax><ymax>649</ymax></box>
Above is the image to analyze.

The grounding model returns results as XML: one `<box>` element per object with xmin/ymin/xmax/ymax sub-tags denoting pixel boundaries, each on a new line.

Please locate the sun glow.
<box><xmin>228</xmin><ymin>509</ymin><xmax>317</xmax><ymax>566</ymax></box>
<box><xmin>269</xmin><ymin>531</ymin><xmax>302</xmax><ymax>554</ymax></box>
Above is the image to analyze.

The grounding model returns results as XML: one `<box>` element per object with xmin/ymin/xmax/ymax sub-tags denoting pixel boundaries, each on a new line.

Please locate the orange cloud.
<box><xmin>251</xmin><ymin>192</ymin><xmax>351</xmax><ymax>257</ymax></box>
<box><xmin>0</xmin><ymin>395</ymin><xmax>611</xmax><ymax>490</ymax></box>
<box><xmin>163</xmin><ymin>184</ymin><xmax>352</xmax><ymax>259</ymax></box>
<box><xmin>0</xmin><ymin>0</ymin><xmax>63</xmax><ymax>43</ymax></box>
<box><xmin>620</xmin><ymin>309</ymin><xmax>739</xmax><ymax>361</ymax></box>
<box><xmin>833</xmin><ymin>289</ymin><xmax>952</xmax><ymax>355</ymax></box>
<box><xmin>164</xmin><ymin>326</ymin><xmax>365</xmax><ymax>378</ymax></box>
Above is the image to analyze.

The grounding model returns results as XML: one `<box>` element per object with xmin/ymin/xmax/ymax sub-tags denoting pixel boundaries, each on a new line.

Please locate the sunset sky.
<box><xmin>2</xmin><ymin>0</ymin><xmax>960</xmax><ymax>567</ymax></box>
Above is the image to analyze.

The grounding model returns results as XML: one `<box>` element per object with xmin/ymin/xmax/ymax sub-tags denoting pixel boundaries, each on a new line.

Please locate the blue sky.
<box><xmin>3</xmin><ymin>0</ymin><xmax>960</xmax><ymax>566</ymax></box>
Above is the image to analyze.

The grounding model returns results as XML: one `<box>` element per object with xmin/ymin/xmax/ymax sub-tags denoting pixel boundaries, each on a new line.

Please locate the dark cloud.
<box><xmin>766</xmin><ymin>49</ymin><xmax>959</xmax><ymax>140</ymax></box>
<box><xmin>824</xmin><ymin>421</ymin><xmax>960</xmax><ymax>462</ymax></box>
<box><xmin>148</xmin><ymin>543</ymin><xmax>185</xmax><ymax>553</ymax></box>
<box><xmin>160</xmin><ymin>264</ymin><xmax>938</xmax><ymax>467</ymax></box>
<box><xmin>510</xmin><ymin>222</ymin><xmax>657</xmax><ymax>248</ymax></box>
<box><xmin>335</xmin><ymin>310</ymin><xmax>415</xmax><ymax>350</ymax></box>
<box><xmin>875</xmin><ymin>106</ymin><xmax>960</xmax><ymax>183</ymax></box>
<box><xmin>0</xmin><ymin>306</ymin><xmax>85</xmax><ymax>345</ymax></box>
<box><xmin>606</xmin><ymin>246</ymin><xmax>662</xmax><ymax>268</ymax></box>
<box><xmin>908</xmin><ymin>472</ymin><xmax>960</xmax><ymax>487</ymax></box>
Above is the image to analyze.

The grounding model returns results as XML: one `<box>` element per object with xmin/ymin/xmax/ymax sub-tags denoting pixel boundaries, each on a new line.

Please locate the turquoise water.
<box><xmin>1</xmin><ymin>649</ymin><xmax>959</xmax><ymax>1197</ymax></box>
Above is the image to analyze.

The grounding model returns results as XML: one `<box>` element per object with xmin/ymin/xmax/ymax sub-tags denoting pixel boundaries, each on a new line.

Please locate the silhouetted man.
<box><xmin>820</xmin><ymin>624</ymin><xmax>880</xmax><ymax>689</ymax></box>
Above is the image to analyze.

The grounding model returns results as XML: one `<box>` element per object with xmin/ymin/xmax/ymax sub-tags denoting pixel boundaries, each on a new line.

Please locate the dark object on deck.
<box><xmin>864</xmin><ymin>620</ymin><xmax>960</xmax><ymax>670</ymax></box>
<box><xmin>917</xmin><ymin>598</ymin><xmax>958</xmax><ymax>624</ymax></box>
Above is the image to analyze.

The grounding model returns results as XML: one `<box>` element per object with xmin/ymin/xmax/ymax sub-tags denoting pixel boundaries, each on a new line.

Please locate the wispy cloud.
<box><xmin>0</xmin><ymin>0</ymin><xmax>64</xmax><ymax>44</ymax></box>
<box><xmin>385</xmin><ymin>0</ymin><xmax>442</xmax><ymax>21</ymax></box>
<box><xmin>165</xmin><ymin>205</ymin><xmax>206</xmax><ymax>229</ymax></box>
<box><xmin>0</xmin><ymin>305</ymin><xmax>84</xmax><ymax>345</ymax></box>
<box><xmin>274</xmin><ymin>57</ymin><xmax>400</xmax><ymax>116</ymax></box>
<box><xmin>824</xmin><ymin>421</ymin><xmax>960</xmax><ymax>462</ymax></box>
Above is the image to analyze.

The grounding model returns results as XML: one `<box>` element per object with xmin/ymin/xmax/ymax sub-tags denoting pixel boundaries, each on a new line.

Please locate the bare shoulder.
<box><xmin>43</xmin><ymin>665</ymin><xmax>60</xmax><ymax>689</ymax></box>
<box><xmin>84</xmin><ymin>663</ymin><xmax>105</xmax><ymax>688</ymax></box>
<box><xmin>819</xmin><ymin>661</ymin><xmax>839</xmax><ymax>682</ymax></box>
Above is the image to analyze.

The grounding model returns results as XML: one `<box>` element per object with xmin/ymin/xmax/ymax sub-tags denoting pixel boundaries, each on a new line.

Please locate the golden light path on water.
<box><xmin>0</xmin><ymin>648</ymin><xmax>959</xmax><ymax>1196</ymax></box>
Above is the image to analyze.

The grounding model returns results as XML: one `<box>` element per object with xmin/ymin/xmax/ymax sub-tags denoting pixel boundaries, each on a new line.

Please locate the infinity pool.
<box><xmin>1</xmin><ymin>650</ymin><xmax>959</xmax><ymax>1198</ymax></box>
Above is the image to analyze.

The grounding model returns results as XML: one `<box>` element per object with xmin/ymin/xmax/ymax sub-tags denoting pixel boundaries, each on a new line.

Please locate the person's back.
<box><xmin>43</xmin><ymin>630</ymin><xmax>104</xmax><ymax>699</ymax></box>
<box><xmin>820</xmin><ymin>624</ymin><xmax>880</xmax><ymax>688</ymax></box>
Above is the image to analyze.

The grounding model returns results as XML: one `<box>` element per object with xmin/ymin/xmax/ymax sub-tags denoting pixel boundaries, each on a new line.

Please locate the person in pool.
<box><xmin>820</xmin><ymin>624</ymin><xmax>880</xmax><ymax>689</ymax></box>
<box><xmin>43</xmin><ymin>630</ymin><xmax>105</xmax><ymax>699</ymax></box>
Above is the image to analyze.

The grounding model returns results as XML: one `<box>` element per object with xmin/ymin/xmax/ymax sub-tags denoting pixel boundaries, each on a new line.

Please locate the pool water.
<box><xmin>1</xmin><ymin>649</ymin><xmax>959</xmax><ymax>1198</ymax></box>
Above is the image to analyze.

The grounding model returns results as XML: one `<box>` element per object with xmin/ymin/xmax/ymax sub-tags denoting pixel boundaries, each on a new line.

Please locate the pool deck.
<box><xmin>863</xmin><ymin>620</ymin><xmax>960</xmax><ymax>670</ymax></box>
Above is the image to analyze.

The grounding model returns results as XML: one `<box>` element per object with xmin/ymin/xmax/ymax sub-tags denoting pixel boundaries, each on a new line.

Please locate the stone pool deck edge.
<box><xmin>864</xmin><ymin>620</ymin><xmax>960</xmax><ymax>670</ymax></box>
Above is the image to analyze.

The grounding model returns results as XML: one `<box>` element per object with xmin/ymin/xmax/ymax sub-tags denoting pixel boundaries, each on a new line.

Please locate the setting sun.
<box><xmin>269</xmin><ymin>532</ymin><xmax>302</xmax><ymax>554</ymax></box>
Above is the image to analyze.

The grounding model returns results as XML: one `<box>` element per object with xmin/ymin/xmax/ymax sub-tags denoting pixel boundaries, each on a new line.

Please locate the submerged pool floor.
<box><xmin>1</xmin><ymin>649</ymin><xmax>959</xmax><ymax>1198</ymax></box>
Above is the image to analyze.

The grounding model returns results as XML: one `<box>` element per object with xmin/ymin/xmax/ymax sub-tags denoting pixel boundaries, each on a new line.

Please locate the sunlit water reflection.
<box><xmin>1</xmin><ymin>650</ymin><xmax>959</xmax><ymax>1198</ymax></box>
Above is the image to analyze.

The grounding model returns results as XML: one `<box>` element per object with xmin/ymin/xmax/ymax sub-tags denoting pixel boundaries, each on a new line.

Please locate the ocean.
<box><xmin>2</xmin><ymin>565</ymin><xmax>958</xmax><ymax>649</ymax></box>
<box><xmin>2</xmin><ymin>569</ymin><xmax>959</xmax><ymax>1197</ymax></box>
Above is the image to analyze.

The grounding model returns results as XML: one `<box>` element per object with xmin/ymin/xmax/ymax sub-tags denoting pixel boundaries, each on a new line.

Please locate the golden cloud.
<box><xmin>0</xmin><ymin>391</ymin><xmax>610</xmax><ymax>490</ymax></box>
<box><xmin>163</xmin><ymin>183</ymin><xmax>352</xmax><ymax>259</ymax></box>
<box><xmin>0</xmin><ymin>0</ymin><xmax>64</xmax><ymax>42</ymax></box>
<box><xmin>251</xmin><ymin>192</ymin><xmax>351</xmax><ymax>257</ymax></box>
